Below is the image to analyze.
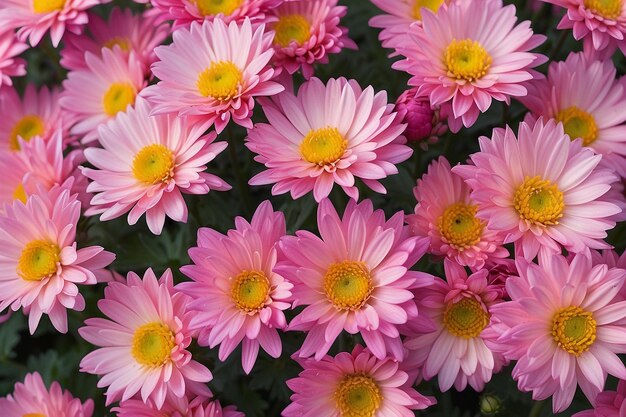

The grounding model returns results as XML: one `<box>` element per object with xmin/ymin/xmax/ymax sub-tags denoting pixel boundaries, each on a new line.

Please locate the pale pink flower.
<box><xmin>0</xmin><ymin>372</ymin><xmax>94</xmax><ymax>417</ymax></box>
<box><xmin>146</xmin><ymin>18</ymin><xmax>284</xmax><ymax>133</ymax></box>
<box><xmin>393</xmin><ymin>0</ymin><xmax>546</xmax><ymax>131</ymax></box>
<box><xmin>0</xmin><ymin>183</ymin><xmax>115</xmax><ymax>334</ymax></box>
<box><xmin>574</xmin><ymin>379</ymin><xmax>626</xmax><ymax>417</ymax></box>
<box><xmin>246</xmin><ymin>77</ymin><xmax>411</xmax><ymax>201</ymax></box>
<box><xmin>277</xmin><ymin>199</ymin><xmax>432</xmax><ymax>361</ymax></box>
<box><xmin>178</xmin><ymin>201</ymin><xmax>292</xmax><ymax>374</ymax></box>
<box><xmin>407</xmin><ymin>156</ymin><xmax>508</xmax><ymax>269</ymax></box>
<box><xmin>115</xmin><ymin>395</ymin><xmax>244</xmax><ymax>417</ymax></box>
<box><xmin>283</xmin><ymin>345</ymin><xmax>435</xmax><ymax>417</ymax></box>
<box><xmin>79</xmin><ymin>268</ymin><xmax>212</xmax><ymax>408</ymax></box>
<box><xmin>82</xmin><ymin>97</ymin><xmax>229</xmax><ymax>235</ymax></box>
<box><xmin>452</xmin><ymin>118</ymin><xmax>621</xmax><ymax>260</ymax></box>
<box><xmin>591</xmin><ymin>249</ymin><xmax>626</xmax><ymax>299</ymax></box>
<box><xmin>0</xmin><ymin>29</ymin><xmax>27</xmax><ymax>87</ymax></box>
<box><xmin>394</xmin><ymin>87</ymin><xmax>447</xmax><ymax>147</ymax></box>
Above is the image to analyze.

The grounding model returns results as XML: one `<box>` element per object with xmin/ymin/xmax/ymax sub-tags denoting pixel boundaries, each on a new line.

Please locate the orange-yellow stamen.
<box><xmin>33</xmin><ymin>0</ymin><xmax>65</xmax><ymax>13</ymax></box>
<box><xmin>437</xmin><ymin>203</ymin><xmax>483</xmax><ymax>250</ymax></box>
<box><xmin>274</xmin><ymin>14</ymin><xmax>311</xmax><ymax>47</ymax></box>
<box><xmin>443</xmin><ymin>297</ymin><xmax>489</xmax><ymax>338</ymax></box>
<box><xmin>18</xmin><ymin>240</ymin><xmax>60</xmax><ymax>282</ymax></box>
<box><xmin>196</xmin><ymin>61</ymin><xmax>242</xmax><ymax>101</ymax></box>
<box><xmin>334</xmin><ymin>373</ymin><xmax>382</xmax><ymax>417</ymax></box>
<box><xmin>514</xmin><ymin>176</ymin><xmax>564</xmax><ymax>227</ymax></box>
<box><xmin>444</xmin><ymin>39</ymin><xmax>492</xmax><ymax>82</ymax></box>
<box><xmin>552</xmin><ymin>306</ymin><xmax>597</xmax><ymax>356</ymax></box>
<box><xmin>132</xmin><ymin>144</ymin><xmax>175</xmax><ymax>185</ymax></box>
<box><xmin>131</xmin><ymin>322</ymin><xmax>175</xmax><ymax>367</ymax></box>
<box><xmin>323</xmin><ymin>261</ymin><xmax>372</xmax><ymax>311</ymax></box>
<box><xmin>9</xmin><ymin>115</ymin><xmax>45</xmax><ymax>151</ymax></box>
<box><xmin>102</xmin><ymin>83</ymin><xmax>136</xmax><ymax>117</ymax></box>
<box><xmin>556</xmin><ymin>106</ymin><xmax>598</xmax><ymax>146</ymax></box>
<box><xmin>300</xmin><ymin>127</ymin><xmax>347</xmax><ymax>166</ymax></box>
<box><xmin>412</xmin><ymin>0</ymin><xmax>446</xmax><ymax>20</ymax></box>
<box><xmin>584</xmin><ymin>0</ymin><xmax>623</xmax><ymax>19</ymax></box>
<box><xmin>231</xmin><ymin>270</ymin><xmax>270</xmax><ymax>313</ymax></box>
<box><xmin>194</xmin><ymin>0</ymin><xmax>243</xmax><ymax>16</ymax></box>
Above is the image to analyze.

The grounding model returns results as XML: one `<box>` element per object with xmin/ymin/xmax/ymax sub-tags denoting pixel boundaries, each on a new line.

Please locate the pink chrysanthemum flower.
<box><xmin>0</xmin><ymin>372</ymin><xmax>94</xmax><ymax>417</ymax></box>
<box><xmin>115</xmin><ymin>395</ymin><xmax>244</xmax><ymax>417</ymax></box>
<box><xmin>178</xmin><ymin>201</ymin><xmax>292</xmax><ymax>374</ymax></box>
<box><xmin>452</xmin><ymin>118</ymin><xmax>620</xmax><ymax>261</ymax></box>
<box><xmin>82</xmin><ymin>97</ymin><xmax>230</xmax><ymax>235</ymax></box>
<box><xmin>79</xmin><ymin>268</ymin><xmax>212</xmax><ymax>408</ymax></box>
<box><xmin>146</xmin><ymin>18</ymin><xmax>284</xmax><ymax>133</ymax></box>
<box><xmin>0</xmin><ymin>184</ymin><xmax>115</xmax><ymax>334</ymax></box>
<box><xmin>394</xmin><ymin>87</ymin><xmax>447</xmax><ymax>148</ymax></box>
<box><xmin>0</xmin><ymin>0</ymin><xmax>109</xmax><ymax>47</ymax></box>
<box><xmin>490</xmin><ymin>251</ymin><xmax>626</xmax><ymax>413</ymax></box>
<box><xmin>268</xmin><ymin>0</ymin><xmax>357</xmax><ymax>79</ymax></box>
<box><xmin>60</xmin><ymin>8</ymin><xmax>170</xmax><ymax>73</ymax></box>
<box><xmin>406</xmin><ymin>156</ymin><xmax>508</xmax><ymax>269</ymax></box>
<box><xmin>403</xmin><ymin>260</ymin><xmax>507</xmax><ymax>392</ymax></box>
<box><xmin>521</xmin><ymin>52</ymin><xmax>626</xmax><ymax>178</ymax></box>
<box><xmin>277</xmin><ymin>199</ymin><xmax>432</xmax><ymax>361</ymax></box>
<box><xmin>60</xmin><ymin>47</ymin><xmax>146</xmax><ymax>143</ymax></box>
<box><xmin>574</xmin><ymin>379</ymin><xmax>626</xmax><ymax>417</ymax></box>
<box><xmin>283</xmin><ymin>345</ymin><xmax>435</xmax><ymax>417</ymax></box>
<box><xmin>393</xmin><ymin>0</ymin><xmax>546</xmax><ymax>132</ymax></box>
<box><xmin>246</xmin><ymin>77</ymin><xmax>411</xmax><ymax>201</ymax></box>
<box><xmin>0</xmin><ymin>29</ymin><xmax>27</xmax><ymax>87</ymax></box>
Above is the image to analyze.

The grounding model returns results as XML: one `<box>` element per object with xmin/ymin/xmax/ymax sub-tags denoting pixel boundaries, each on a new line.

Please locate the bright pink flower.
<box><xmin>115</xmin><ymin>395</ymin><xmax>244</xmax><ymax>417</ymax></box>
<box><xmin>246</xmin><ymin>77</ymin><xmax>411</xmax><ymax>201</ymax></box>
<box><xmin>146</xmin><ymin>18</ymin><xmax>284</xmax><ymax>133</ymax></box>
<box><xmin>277</xmin><ymin>199</ymin><xmax>432</xmax><ymax>361</ymax></box>
<box><xmin>393</xmin><ymin>0</ymin><xmax>546</xmax><ymax>131</ymax></box>
<box><xmin>394</xmin><ymin>87</ymin><xmax>447</xmax><ymax>147</ymax></box>
<box><xmin>79</xmin><ymin>268</ymin><xmax>212</xmax><ymax>408</ymax></box>
<box><xmin>283</xmin><ymin>345</ymin><xmax>435</xmax><ymax>417</ymax></box>
<box><xmin>0</xmin><ymin>29</ymin><xmax>27</xmax><ymax>87</ymax></box>
<box><xmin>490</xmin><ymin>251</ymin><xmax>626</xmax><ymax>413</ymax></box>
<box><xmin>178</xmin><ymin>201</ymin><xmax>292</xmax><ymax>374</ymax></box>
<box><xmin>81</xmin><ymin>97</ymin><xmax>230</xmax><ymax>235</ymax></box>
<box><xmin>0</xmin><ymin>184</ymin><xmax>115</xmax><ymax>334</ymax></box>
<box><xmin>452</xmin><ymin>118</ymin><xmax>621</xmax><ymax>260</ymax></box>
<box><xmin>407</xmin><ymin>156</ymin><xmax>508</xmax><ymax>269</ymax></box>
<box><xmin>0</xmin><ymin>372</ymin><xmax>94</xmax><ymax>417</ymax></box>
<box><xmin>574</xmin><ymin>379</ymin><xmax>626</xmax><ymax>417</ymax></box>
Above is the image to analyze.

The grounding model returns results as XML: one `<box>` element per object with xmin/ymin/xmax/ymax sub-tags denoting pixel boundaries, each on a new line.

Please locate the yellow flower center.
<box><xmin>13</xmin><ymin>183</ymin><xmax>27</xmax><ymax>204</ymax></box>
<box><xmin>444</xmin><ymin>39</ymin><xmax>492</xmax><ymax>82</ymax></box>
<box><xmin>412</xmin><ymin>0</ymin><xmax>445</xmax><ymax>20</ymax></box>
<box><xmin>584</xmin><ymin>0</ymin><xmax>622</xmax><ymax>19</ymax></box>
<box><xmin>194</xmin><ymin>0</ymin><xmax>242</xmax><ymax>16</ymax></box>
<box><xmin>300</xmin><ymin>127</ymin><xmax>347</xmax><ymax>166</ymax></box>
<box><xmin>132</xmin><ymin>144</ymin><xmax>175</xmax><ymax>185</ymax></box>
<box><xmin>552</xmin><ymin>306</ymin><xmax>597</xmax><ymax>356</ymax></box>
<box><xmin>514</xmin><ymin>176</ymin><xmax>564</xmax><ymax>227</ymax></box>
<box><xmin>103</xmin><ymin>37</ymin><xmax>131</xmax><ymax>52</ymax></box>
<box><xmin>102</xmin><ymin>83</ymin><xmax>136</xmax><ymax>117</ymax></box>
<box><xmin>443</xmin><ymin>297</ymin><xmax>489</xmax><ymax>338</ymax></box>
<box><xmin>9</xmin><ymin>115</ymin><xmax>45</xmax><ymax>151</ymax></box>
<box><xmin>555</xmin><ymin>106</ymin><xmax>598</xmax><ymax>146</ymax></box>
<box><xmin>231</xmin><ymin>270</ymin><xmax>270</xmax><ymax>313</ymax></box>
<box><xmin>274</xmin><ymin>14</ymin><xmax>311</xmax><ymax>47</ymax></box>
<box><xmin>323</xmin><ymin>261</ymin><xmax>372</xmax><ymax>311</ymax></box>
<box><xmin>437</xmin><ymin>203</ymin><xmax>483</xmax><ymax>250</ymax></box>
<box><xmin>197</xmin><ymin>61</ymin><xmax>242</xmax><ymax>101</ymax></box>
<box><xmin>131</xmin><ymin>322</ymin><xmax>175</xmax><ymax>367</ymax></box>
<box><xmin>33</xmin><ymin>0</ymin><xmax>65</xmax><ymax>13</ymax></box>
<box><xmin>18</xmin><ymin>240</ymin><xmax>60</xmax><ymax>282</ymax></box>
<box><xmin>334</xmin><ymin>373</ymin><xmax>382</xmax><ymax>417</ymax></box>
<box><xmin>23</xmin><ymin>414</ymin><xmax>45</xmax><ymax>417</ymax></box>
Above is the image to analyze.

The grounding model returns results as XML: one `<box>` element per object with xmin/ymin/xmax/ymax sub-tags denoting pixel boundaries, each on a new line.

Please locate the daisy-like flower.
<box><xmin>246</xmin><ymin>77</ymin><xmax>411</xmax><ymax>201</ymax></box>
<box><xmin>79</xmin><ymin>268</ymin><xmax>213</xmax><ymax>408</ymax></box>
<box><xmin>394</xmin><ymin>87</ymin><xmax>447</xmax><ymax>147</ymax></box>
<box><xmin>393</xmin><ymin>0</ymin><xmax>546</xmax><ymax>131</ymax></box>
<box><xmin>521</xmin><ymin>52</ymin><xmax>626</xmax><ymax>178</ymax></box>
<box><xmin>452</xmin><ymin>118</ymin><xmax>620</xmax><ymax>261</ymax></box>
<box><xmin>82</xmin><ymin>97</ymin><xmax>230</xmax><ymax>235</ymax></box>
<box><xmin>0</xmin><ymin>0</ymin><xmax>109</xmax><ymax>47</ymax></box>
<box><xmin>268</xmin><ymin>0</ymin><xmax>357</xmax><ymax>79</ymax></box>
<box><xmin>178</xmin><ymin>201</ymin><xmax>292</xmax><ymax>374</ymax></box>
<box><xmin>0</xmin><ymin>29</ymin><xmax>27</xmax><ymax>87</ymax></box>
<box><xmin>406</xmin><ymin>156</ymin><xmax>508</xmax><ymax>269</ymax></box>
<box><xmin>490</xmin><ymin>251</ymin><xmax>626</xmax><ymax>413</ymax></box>
<box><xmin>574</xmin><ymin>379</ymin><xmax>626</xmax><ymax>417</ymax></box>
<box><xmin>146</xmin><ymin>18</ymin><xmax>284</xmax><ymax>133</ymax></box>
<box><xmin>277</xmin><ymin>199</ymin><xmax>432</xmax><ymax>361</ymax></box>
<box><xmin>403</xmin><ymin>260</ymin><xmax>507</xmax><ymax>392</ymax></box>
<box><xmin>60</xmin><ymin>8</ymin><xmax>170</xmax><ymax>73</ymax></box>
<box><xmin>0</xmin><ymin>372</ymin><xmax>94</xmax><ymax>417</ymax></box>
<box><xmin>283</xmin><ymin>345</ymin><xmax>435</xmax><ymax>417</ymax></box>
<box><xmin>0</xmin><ymin>183</ymin><xmax>115</xmax><ymax>334</ymax></box>
<box><xmin>60</xmin><ymin>47</ymin><xmax>146</xmax><ymax>143</ymax></box>
<box><xmin>115</xmin><ymin>395</ymin><xmax>244</xmax><ymax>417</ymax></box>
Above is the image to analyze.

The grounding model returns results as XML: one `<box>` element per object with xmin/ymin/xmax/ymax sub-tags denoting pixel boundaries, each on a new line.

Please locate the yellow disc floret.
<box><xmin>103</xmin><ymin>37</ymin><xmax>132</xmax><ymax>52</ymax></box>
<box><xmin>13</xmin><ymin>183</ymin><xmax>27</xmax><ymax>204</ymax></box>
<box><xmin>584</xmin><ymin>0</ymin><xmax>623</xmax><ymax>19</ymax></box>
<box><xmin>23</xmin><ymin>414</ymin><xmax>46</xmax><ymax>417</ymax></box>
<box><xmin>437</xmin><ymin>203</ymin><xmax>483</xmax><ymax>250</ymax></box>
<box><xmin>18</xmin><ymin>240</ymin><xmax>60</xmax><ymax>282</ymax></box>
<box><xmin>334</xmin><ymin>373</ymin><xmax>382</xmax><ymax>417</ymax></box>
<box><xmin>132</xmin><ymin>322</ymin><xmax>176</xmax><ymax>367</ymax></box>
<box><xmin>412</xmin><ymin>0</ymin><xmax>446</xmax><ymax>20</ymax></box>
<box><xmin>132</xmin><ymin>144</ymin><xmax>175</xmax><ymax>185</ymax></box>
<box><xmin>443</xmin><ymin>297</ymin><xmax>490</xmax><ymax>338</ymax></box>
<box><xmin>197</xmin><ymin>61</ymin><xmax>242</xmax><ymax>101</ymax></box>
<box><xmin>9</xmin><ymin>115</ymin><xmax>45</xmax><ymax>151</ymax></box>
<box><xmin>231</xmin><ymin>270</ymin><xmax>271</xmax><ymax>313</ymax></box>
<box><xmin>194</xmin><ymin>0</ymin><xmax>242</xmax><ymax>16</ymax></box>
<box><xmin>102</xmin><ymin>83</ymin><xmax>136</xmax><ymax>117</ymax></box>
<box><xmin>514</xmin><ymin>176</ymin><xmax>564</xmax><ymax>227</ymax></box>
<box><xmin>444</xmin><ymin>39</ymin><xmax>492</xmax><ymax>82</ymax></box>
<box><xmin>324</xmin><ymin>261</ymin><xmax>372</xmax><ymax>311</ymax></box>
<box><xmin>552</xmin><ymin>306</ymin><xmax>597</xmax><ymax>356</ymax></box>
<box><xmin>300</xmin><ymin>127</ymin><xmax>347</xmax><ymax>166</ymax></box>
<box><xmin>555</xmin><ymin>106</ymin><xmax>599</xmax><ymax>146</ymax></box>
<box><xmin>33</xmin><ymin>0</ymin><xmax>65</xmax><ymax>13</ymax></box>
<box><xmin>274</xmin><ymin>14</ymin><xmax>311</xmax><ymax>47</ymax></box>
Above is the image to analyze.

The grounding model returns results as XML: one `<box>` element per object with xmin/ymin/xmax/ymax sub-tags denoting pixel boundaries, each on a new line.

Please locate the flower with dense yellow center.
<box><xmin>513</xmin><ymin>176</ymin><xmax>564</xmax><ymax>227</ymax></box>
<box><xmin>274</xmin><ymin>14</ymin><xmax>311</xmax><ymax>47</ymax></box>
<box><xmin>9</xmin><ymin>115</ymin><xmax>45</xmax><ymax>151</ymax></box>
<box><xmin>131</xmin><ymin>322</ymin><xmax>176</xmax><ymax>367</ymax></box>
<box><xmin>323</xmin><ymin>261</ymin><xmax>372</xmax><ymax>311</ymax></box>
<box><xmin>443</xmin><ymin>297</ymin><xmax>490</xmax><ymax>338</ymax></box>
<box><xmin>18</xmin><ymin>240</ymin><xmax>60</xmax><ymax>282</ymax></box>
<box><xmin>132</xmin><ymin>144</ymin><xmax>175</xmax><ymax>185</ymax></box>
<box><xmin>437</xmin><ymin>203</ymin><xmax>483</xmax><ymax>250</ymax></box>
<box><xmin>555</xmin><ymin>106</ymin><xmax>598</xmax><ymax>146</ymax></box>
<box><xmin>334</xmin><ymin>373</ymin><xmax>382</xmax><ymax>417</ymax></box>
<box><xmin>33</xmin><ymin>0</ymin><xmax>65</xmax><ymax>13</ymax></box>
<box><xmin>103</xmin><ymin>37</ymin><xmax>132</xmax><ymax>52</ymax></box>
<box><xmin>13</xmin><ymin>183</ymin><xmax>27</xmax><ymax>204</ymax></box>
<box><xmin>231</xmin><ymin>270</ymin><xmax>271</xmax><ymax>313</ymax></box>
<box><xmin>300</xmin><ymin>127</ymin><xmax>347</xmax><ymax>166</ymax></box>
<box><xmin>584</xmin><ymin>0</ymin><xmax>623</xmax><ymax>19</ymax></box>
<box><xmin>412</xmin><ymin>0</ymin><xmax>445</xmax><ymax>20</ymax></box>
<box><xmin>102</xmin><ymin>83</ymin><xmax>137</xmax><ymax>117</ymax></box>
<box><xmin>197</xmin><ymin>61</ymin><xmax>242</xmax><ymax>101</ymax></box>
<box><xmin>444</xmin><ymin>39</ymin><xmax>492</xmax><ymax>82</ymax></box>
<box><xmin>551</xmin><ymin>306</ymin><xmax>597</xmax><ymax>356</ymax></box>
<box><xmin>194</xmin><ymin>0</ymin><xmax>243</xmax><ymax>16</ymax></box>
